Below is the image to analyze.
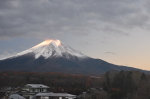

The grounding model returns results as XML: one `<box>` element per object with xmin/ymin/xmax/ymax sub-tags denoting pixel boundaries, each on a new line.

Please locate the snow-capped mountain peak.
<box><xmin>32</xmin><ymin>39</ymin><xmax>61</xmax><ymax>49</ymax></box>
<box><xmin>1</xmin><ymin>39</ymin><xmax>88</xmax><ymax>60</ymax></box>
<box><xmin>31</xmin><ymin>39</ymin><xmax>88</xmax><ymax>59</ymax></box>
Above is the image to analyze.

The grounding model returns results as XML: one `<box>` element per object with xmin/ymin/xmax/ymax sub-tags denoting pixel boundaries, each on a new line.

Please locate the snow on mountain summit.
<box><xmin>31</xmin><ymin>39</ymin><xmax>88</xmax><ymax>59</ymax></box>
<box><xmin>32</xmin><ymin>39</ymin><xmax>61</xmax><ymax>49</ymax></box>
<box><xmin>1</xmin><ymin>39</ymin><xmax>88</xmax><ymax>60</ymax></box>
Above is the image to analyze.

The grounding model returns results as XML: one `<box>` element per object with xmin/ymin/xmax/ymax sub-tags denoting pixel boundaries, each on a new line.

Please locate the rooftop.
<box><xmin>9</xmin><ymin>94</ymin><xmax>25</xmax><ymax>99</ymax></box>
<box><xmin>25</xmin><ymin>84</ymin><xmax>49</xmax><ymax>88</ymax></box>
<box><xmin>36</xmin><ymin>93</ymin><xmax>76</xmax><ymax>97</ymax></box>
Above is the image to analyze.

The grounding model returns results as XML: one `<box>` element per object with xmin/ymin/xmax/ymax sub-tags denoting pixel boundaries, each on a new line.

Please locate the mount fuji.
<box><xmin>1</xmin><ymin>40</ymin><xmax>88</xmax><ymax>60</ymax></box>
<box><xmin>0</xmin><ymin>39</ymin><xmax>149</xmax><ymax>75</ymax></box>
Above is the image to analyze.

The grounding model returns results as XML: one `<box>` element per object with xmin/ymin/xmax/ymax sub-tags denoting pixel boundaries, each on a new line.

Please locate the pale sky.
<box><xmin>0</xmin><ymin>0</ymin><xmax>150</xmax><ymax>70</ymax></box>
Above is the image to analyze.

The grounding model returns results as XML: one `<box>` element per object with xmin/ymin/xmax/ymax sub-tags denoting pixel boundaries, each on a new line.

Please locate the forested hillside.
<box><xmin>0</xmin><ymin>71</ymin><xmax>150</xmax><ymax>99</ymax></box>
<box><xmin>0</xmin><ymin>71</ymin><xmax>103</xmax><ymax>95</ymax></box>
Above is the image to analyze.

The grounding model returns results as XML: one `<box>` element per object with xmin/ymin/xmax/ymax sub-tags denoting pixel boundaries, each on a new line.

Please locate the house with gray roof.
<box><xmin>22</xmin><ymin>84</ymin><xmax>49</xmax><ymax>93</ymax></box>
<box><xmin>9</xmin><ymin>84</ymin><xmax>76</xmax><ymax>99</ymax></box>
<box><xmin>9</xmin><ymin>94</ymin><xmax>26</xmax><ymax>99</ymax></box>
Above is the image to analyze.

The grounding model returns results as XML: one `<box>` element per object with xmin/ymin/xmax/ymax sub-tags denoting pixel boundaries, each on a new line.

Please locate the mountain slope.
<box><xmin>0</xmin><ymin>39</ymin><xmax>149</xmax><ymax>75</ymax></box>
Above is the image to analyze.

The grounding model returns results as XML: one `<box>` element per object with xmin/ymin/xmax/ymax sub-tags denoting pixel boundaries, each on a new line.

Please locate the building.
<box><xmin>9</xmin><ymin>84</ymin><xmax>76</xmax><ymax>99</ymax></box>
<box><xmin>35</xmin><ymin>93</ymin><xmax>76</xmax><ymax>99</ymax></box>
<box><xmin>9</xmin><ymin>94</ymin><xmax>26</xmax><ymax>99</ymax></box>
<box><xmin>22</xmin><ymin>84</ymin><xmax>49</xmax><ymax>93</ymax></box>
<box><xmin>16</xmin><ymin>84</ymin><xmax>49</xmax><ymax>99</ymax></box>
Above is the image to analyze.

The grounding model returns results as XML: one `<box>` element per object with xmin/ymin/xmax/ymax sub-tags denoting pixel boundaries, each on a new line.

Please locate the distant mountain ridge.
<box><xmin>0</xmin><ymin>39</ymin><xmax>149</xmax><ymax>75</ymax></box>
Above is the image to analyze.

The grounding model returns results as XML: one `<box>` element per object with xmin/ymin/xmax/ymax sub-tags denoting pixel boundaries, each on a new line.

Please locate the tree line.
<box><xmin>0</xmin><ymin>70</ymin><xmax>150</xmax><ymax>99</ymax></box>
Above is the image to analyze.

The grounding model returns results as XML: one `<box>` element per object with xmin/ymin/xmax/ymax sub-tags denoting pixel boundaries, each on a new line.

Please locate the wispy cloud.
<box><xmin>104</xmin><ymin>52</ymin><xmax>116</xmax><ymax>55</ymax></box>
